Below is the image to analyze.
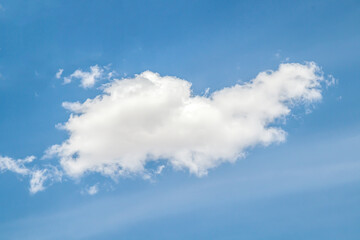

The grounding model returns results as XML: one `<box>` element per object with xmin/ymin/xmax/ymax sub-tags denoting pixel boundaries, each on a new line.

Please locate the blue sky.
<box><xmin>0</xmin><ymin>0</ymin><xmax>359</xmax><ymax>239</ymax></box>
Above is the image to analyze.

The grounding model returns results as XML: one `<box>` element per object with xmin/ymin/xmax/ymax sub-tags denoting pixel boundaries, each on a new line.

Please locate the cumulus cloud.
<box><xmin>63</xmin><ymin>65</ymin><xmax>104</xmax><ymax>88</ymax></box>
<box><xmin>0</xmin><ymin>155</ymin><xmax>62</xmax><ymax>194</ymax></box>
<box><xmin>45</xmin><ymin>62</ymin><xmax>326</xmax><ymax>179</ymax></box>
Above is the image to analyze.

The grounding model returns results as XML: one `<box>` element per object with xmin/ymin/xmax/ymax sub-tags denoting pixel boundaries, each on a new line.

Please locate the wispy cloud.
<box><xmin>0</xmin><ymin>156</ymin><xmax>62</xmax><ymax>194</ymax></box>
<box><xmin>84</xmin><ymin>184</ymin><xmax>99</xmax><ymax>195</ymax></box>
<box><xmin>55</xmin><ymin>69</ymin><xmax>64</xmax><ymax>79</ymax></box>
<box><xmin>63</xmin><ymin>65</ymin><xmax>104</xmax><ymax>88</ymax></box>
<box><xmin>0</xmin><ymin>155</ymin><xmax>34</xmax><ymax>175</ymax></box>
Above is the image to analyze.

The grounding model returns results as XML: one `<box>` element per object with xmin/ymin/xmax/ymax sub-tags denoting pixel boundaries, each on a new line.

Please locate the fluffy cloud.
<box><xmin>0</xmin><ymin>155</ymin><xmax>62</xmax><ymax>194</ymax></box>
<box><xmin>63</xmin><ymin>65</ymin><xmax>104</xmax><ymax>88</ymax></box>
<box><xmin>45</xmin><ymin>62</ymin><xmax>326</xmax><ymax>179</ymax></box>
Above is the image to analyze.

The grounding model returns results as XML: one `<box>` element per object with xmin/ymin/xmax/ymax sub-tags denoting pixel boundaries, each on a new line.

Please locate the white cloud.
<box><xmin>63</xmin><ymin>65</ymin><xmax>103</xmax><ymax>88</ymax></box>
<box><xmin>0</xmin><ymin>155</ymin><xmax>62</xmax><ymax>194</ymax></box>
<box><xmin>155</xmin><ymin>165</ymin><xmax>165</xmax><ymax>174</ymax></box>
<box><xmin>55</xmin><ymin>69</ymin><xmax>64</xmax><ymax>79</ymax></box>
<box><xmin>29</xmin><ymin>167</ymin><xmax>62</xmax><ymax>194</ymax></box>
<box><xmin>0</xmin><ymin>155</ymin><xmax>34</xmax><ymax>175</ymax></box>
<box><xmin>45</xmin><ymin>62</ymin><xmax>326</xmax><ymax>179</ymax></box>
<box><xmin>85</xmin><ymin>184</ymin><xmax>99</xmax><ymax>195</ymax></box>
<box><xmin>29</xmin><ymin>169</ymin><xmax>47</xmax><ymax>194</ymax></box>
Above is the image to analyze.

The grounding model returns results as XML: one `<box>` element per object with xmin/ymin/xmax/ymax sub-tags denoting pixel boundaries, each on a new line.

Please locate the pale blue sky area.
<box><xmin>0</xmin><ymin>0</ymin><xmax>359</xmax><ymax>239</ymax></box>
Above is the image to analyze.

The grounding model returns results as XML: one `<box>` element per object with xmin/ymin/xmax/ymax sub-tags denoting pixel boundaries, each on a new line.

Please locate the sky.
<box><xmin>0</xmin><ymin>0</ymin><xmax>359</xmax><ymax>239</ymax></box>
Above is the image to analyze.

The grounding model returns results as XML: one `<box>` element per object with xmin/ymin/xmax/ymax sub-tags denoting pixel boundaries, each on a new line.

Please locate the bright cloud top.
<box><xmin>46</xmin><ymin>62</ymin><xmax>326</xmax><ymax>179</ymax></box>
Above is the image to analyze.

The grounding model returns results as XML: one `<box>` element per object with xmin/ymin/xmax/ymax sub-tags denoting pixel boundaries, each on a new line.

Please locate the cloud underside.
<box><xmin>44</xmin><ymin>62</ymin><xmax>324</xmax><ymax>179</ymax></box>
